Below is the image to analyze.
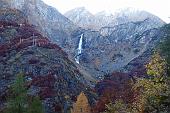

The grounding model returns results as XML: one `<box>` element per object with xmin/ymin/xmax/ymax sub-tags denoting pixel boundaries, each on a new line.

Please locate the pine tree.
<box><xmin>6</xmin><ymin>73</ymin><xmax>28</xmax><ymax>113</ymax></box>
<box><xmin>28</xmin><ymin>96</ymin><xmax>44</xmax><ymax>113</ymax></box>
<box><xmin>5</xmin><ymin>73</ymin><xmax>44</xmax><ymax>113</ymax></box>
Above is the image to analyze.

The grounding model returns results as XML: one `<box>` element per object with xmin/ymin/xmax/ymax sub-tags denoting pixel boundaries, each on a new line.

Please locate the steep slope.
<box><xmin>65</xmin><ymin>7</ymin><xmax>97</xmax><ymax>30</ymax></box>
<box><xmin>70</xmin><ymin>19</ymin><xmax>164</xmax><ymax>79</ymax></box>
<box><xmin>65</xmin><ymin>8</ymin><xmax>165</xmax><ymax>31</ymax></box>
<box><xmin>1</xmin><ymin>0</ymin><xmax>166</xmax><ymax>79</ymax></box>
<box><xmin>65</xmin><ymin>8</ymin><xmax>114</xmax><ymax>30</ymax></box>
<box><xmin>0</xmin><ymin>8</ymin><xmax>95</xmax><ymax>113</ymax></box>
<box><xmin>65</xmin><ymin>8</ymin><xmax>115</xmax><ymax>30</ymax></box>
<box><xmin>64</xmin><ymin>7</ymin><xmax>166</xmax><ymax>79</ymax></box>
<box><xmin>109</xmin><ymin>8</ymin><xmax>165</xmax><ymax>28</ymax></box>
<box><xmin>95</xmin><ymin>11</ymin><xmax>115</xmax><ymax>28</ymax></box>
<box><xmin>1</xmin><ymin>0</ymin><xmax>78</xmax><ymax>48</ymax></box>
<box><xmin>123</xmin><ymin>24</ymin><xmax>169</xmax><ymax>73</ymax></box>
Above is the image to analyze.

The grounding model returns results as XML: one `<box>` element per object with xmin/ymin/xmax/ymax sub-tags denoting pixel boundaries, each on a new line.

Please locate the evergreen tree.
<box><xmin>5</xmin><ymin>73</ymin><xmax>44</xmax><ymax>113</ymax></box>
<box><xmin>28</xmin><ymin>96</ymin><xmax>44</xmax><ymax>113</ymax></box>
<box><xmin>6</xmin><ymin>73</ymin><xmax>28</xmax><ymax>113</ymax></box>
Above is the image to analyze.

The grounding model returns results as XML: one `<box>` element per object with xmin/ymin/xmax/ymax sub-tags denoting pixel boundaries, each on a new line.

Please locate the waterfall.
<box><xmin>75</xmin><ymin>34</ymin><xmax>83</xmax><ymax>64</ymax></box>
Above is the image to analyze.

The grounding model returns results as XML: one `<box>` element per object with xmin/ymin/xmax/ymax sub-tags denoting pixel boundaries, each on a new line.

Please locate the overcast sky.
<box><xmin>42</xmin><ymin>0</ymin><xmax>170</xmax><ymax>23</ymax></box>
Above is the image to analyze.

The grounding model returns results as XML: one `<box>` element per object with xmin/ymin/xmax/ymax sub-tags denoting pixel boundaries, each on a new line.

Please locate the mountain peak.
<box><xmin>109</xmin><ymin>7</ymin><xmax>166</xmax><ymax>26</ymax></box>
<box><xmin>95</xmin><ymin>10</ymin><xmax>113</xmax><ymax>17</ymax></box>
<box><xmin>74</xmin><ymin>7</ymin><xmax>86</xmax><ymax>11</ymax></box>
<box><xmin>64</xmin><ymin>7</ymin><xmax>95</xmax><ymax>29</ymax></box>
<box><xmin>65</xmin><ymin>7</ymin><xmax>93</xmax><ymax>16</ymax></box>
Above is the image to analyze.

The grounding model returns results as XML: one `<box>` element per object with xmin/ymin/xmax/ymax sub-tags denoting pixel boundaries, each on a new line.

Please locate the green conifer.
<box><xmin>28</xmin><ymin>96</ymin><xmax>44</xmax><ymax>113</ymax></box>
<box><xmin>6</xmin><ymin>73</ymin><xmax>28</xmax><ymax>113</ymax></box>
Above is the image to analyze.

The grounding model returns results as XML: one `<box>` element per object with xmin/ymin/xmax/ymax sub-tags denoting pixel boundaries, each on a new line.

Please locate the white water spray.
<box><xmin>75</xmin><ymin>34</ymin><xmax>83</xmax><ymax>64</ymax></box>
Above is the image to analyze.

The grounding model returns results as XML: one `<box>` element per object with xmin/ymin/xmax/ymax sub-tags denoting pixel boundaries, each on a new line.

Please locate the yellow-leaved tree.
<box><xmin>133</xmin><ymin>52</ymin><xmax>169</xmax><ymax>113</ymax></box>
<box><xmin>71</xmin><ymin>92</ymin><xmax>91</xmax><ymax>113</ymax></box>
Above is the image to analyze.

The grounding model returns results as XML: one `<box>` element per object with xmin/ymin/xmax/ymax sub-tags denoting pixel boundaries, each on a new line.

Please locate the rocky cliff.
<box><xmin>65</xmin><ymin>7</ymin><xmax>96</xmax><ymax>30</ymax></box>
<box><xmin>1</xmin><ymin>0</ymin><xmax>166</xmax><ymax>79</ymax></box>
<box><xmin>65</xmin><ymin>7</ymin><xmax>165</xmax><ymax>30</ymax></box>
<box><xmin>65</xmin><ymin>7</ymin><xmax>165</xmax><ymax>78</ymax></box>
<box><xmin>69</xmin><ymin>19</ymin><xmax>164</xmax><ymax>79</ymax></box>
<box><xmin>1</xmin><ymin>0</ymin><xmax>78</xmax><ymax>48</ymax></box>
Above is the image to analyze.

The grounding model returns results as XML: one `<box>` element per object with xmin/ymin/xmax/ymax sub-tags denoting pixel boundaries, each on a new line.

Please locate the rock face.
<box><xmin>123</xmin><ymin>24</ymin><xmax>168</xmax><ymax>73</ymax></box>
<box><xmin>1</xmin><ymin>0</ymin><xmax>78</xmax><ymax>48</ymax></box>
<box><xmin>65</xmin><ymin>8</ymin><xmax>116</xmax><ymax>30</ymax></box>
<box><xmin>69</xmin><ymin>19</ymin><xmax>164</xmax><ymax>79</ymax></box>
<box><xmin>0</xmin><ymin>8</ymin><xmax>95</xmax><ymax>113</ymax></box>
<box><xmin>1</xmin><ymin>0</ymin><xmax>166</xmax><ymax>79</ymax></box>
<box><xmin>65</xmin><ymin>7</ymin><xmax>96</xmax><ymax>30</ymax></box>
<box><xmin>108</xmin><ymin>8</ymin><xmax>165</xmax><ymax>27</ymax></box>
<box><xmin>95</xmin><ymin>11</ymin><xmax>115</xmax><ymax>28</ymax></box>
<box><xmin>64</xmin><ymin>7</ymin><xmax>165</xmax><ymax>78</ymax></box>
<box><xmin>65</xmin><ymin>8</ymin><xmax>165</xmax><ymax>30</ymax></box>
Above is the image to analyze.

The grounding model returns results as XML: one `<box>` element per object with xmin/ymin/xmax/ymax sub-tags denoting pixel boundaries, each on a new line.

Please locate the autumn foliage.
<box><xmin>71</xmin><ymin>92</ymin><xmax>91</xmax><ymax>113</ymax></box>
<box><xmin>92</xmin><ymin>72</ymin><xmax>135</xmax><ymax>113</ymax></box>
<box><xmin>0</xmin><ymin>20</ymin><xmax>67</xmax><ymax>57</ymax></box>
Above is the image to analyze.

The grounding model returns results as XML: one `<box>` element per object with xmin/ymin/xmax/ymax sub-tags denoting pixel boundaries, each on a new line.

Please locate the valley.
<box><xmin>0</xmin><ymin>0</ymin><xmax>170</xmax><ymax>113</ymax></box>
